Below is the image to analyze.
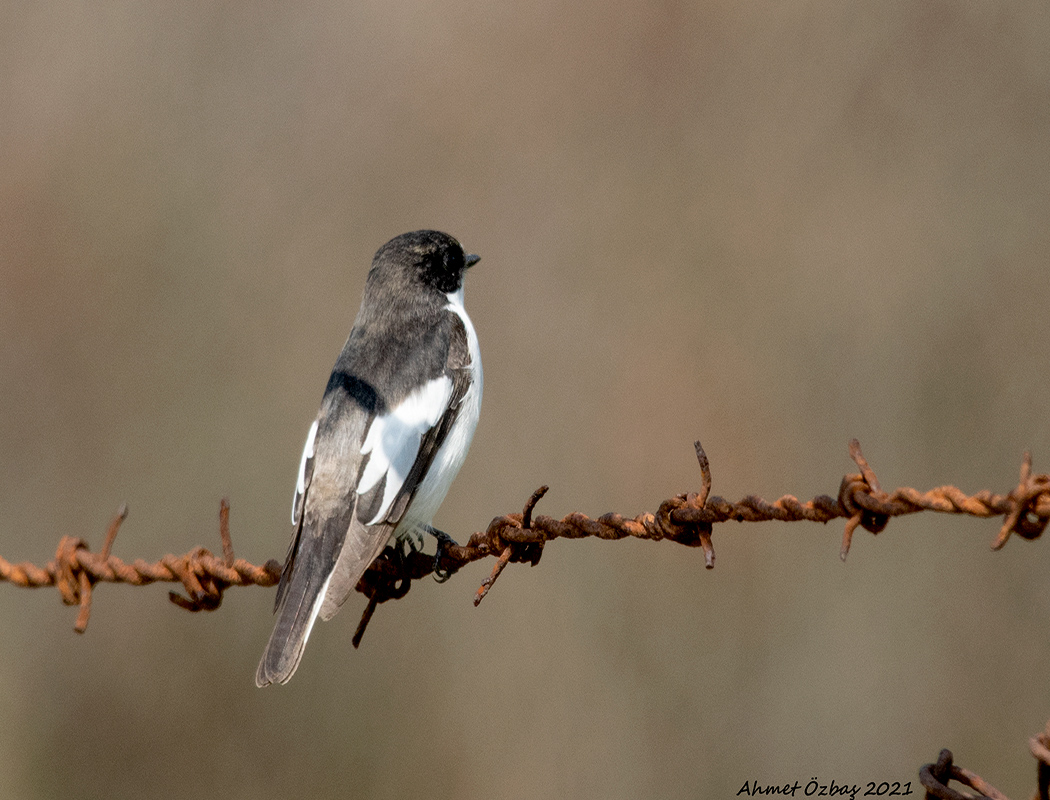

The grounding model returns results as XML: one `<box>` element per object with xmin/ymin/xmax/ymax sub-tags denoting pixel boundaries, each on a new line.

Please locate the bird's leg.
<box><xmin>426</xmin><ymin>525</ymin><xmax>460</xmax><ymax>583</ymax></box>
<box><xmin>352</xmin><ymin>540</ymin><xmax>413</xmax><ymax>648</ymax></box>
<box><xmin>382</xmin><ymin>535</ymin><xmax>413</xmax><ymax>592</ymax></box>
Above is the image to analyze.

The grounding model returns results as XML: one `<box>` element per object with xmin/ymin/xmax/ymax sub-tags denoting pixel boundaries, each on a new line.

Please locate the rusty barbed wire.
<box><xmin>421</xmin><ymin>438</ymin><xmax>1050</xmax><ymax>610</ymax></box>
<box><xmin>0</xmin><ymin>498</ymin><xmax>282</xmax><ymax>632</ymax></box>
<box><xmin>920</xmin><ymin>748</ymin><xmax>1010</xmax><ymax>800</ymax></box>
<box><xmin>1</xmin><ymin>439</ymin><xmax>1047</xmax><ymax>641</ymax></box>
<box><xmin>919</xmin><ymin>719</ymin><xmax>1050</xmax><ymax>800</ymax></box>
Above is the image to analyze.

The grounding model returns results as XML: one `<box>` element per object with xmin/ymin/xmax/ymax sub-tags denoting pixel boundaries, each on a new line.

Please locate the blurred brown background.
<box><xmin>1</xmin><ymin>2</ymin><xmax>1049</xmax><ymax>798</ymax></box>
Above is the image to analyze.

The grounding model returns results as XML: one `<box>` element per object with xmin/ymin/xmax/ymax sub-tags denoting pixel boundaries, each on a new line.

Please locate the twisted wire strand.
<box><xmin>0</xmin><ymin>499</ymin><xmax>281</xmax><ymax>632</ymax></box>
<box><xmin>1</xmin><ymin>440</ymin><xmax>1047</xmax><ymax>638</ymax></box>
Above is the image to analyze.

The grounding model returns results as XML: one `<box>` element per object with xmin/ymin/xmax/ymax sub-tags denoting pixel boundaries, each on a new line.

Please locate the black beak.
<box><xmin>465</xmin><ymin>253</ymin><xmax>481</xmax><ymax>268</ymax></box>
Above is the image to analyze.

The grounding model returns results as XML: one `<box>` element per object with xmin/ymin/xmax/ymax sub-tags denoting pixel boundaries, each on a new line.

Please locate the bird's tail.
<box><xmin>255</xmin><ymin>502</ymin><xmax>393</xmax><ymax>687</ymax></box>
<box><xmin>255</xmin><ymin>536</ymin><xmax>334</xmax><ymax>687</ymax></box>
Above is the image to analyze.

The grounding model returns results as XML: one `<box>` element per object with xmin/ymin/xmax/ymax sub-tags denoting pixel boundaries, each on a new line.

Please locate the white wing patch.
<box><xmin>357</xmin><ymin>376</ymin><xmax>454</xmax><ymax>525</ymax></box>
<box><xmin>291</xmin><ymin>419</ymin><xmax>319</xmax><ymax>524</ymax></box>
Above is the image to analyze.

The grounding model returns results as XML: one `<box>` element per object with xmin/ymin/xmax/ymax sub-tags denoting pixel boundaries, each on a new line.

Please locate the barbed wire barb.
<box><xmin>473</xmin><ymin>484</ymin><xmax>548</xmax><ymax>606</ymax></box>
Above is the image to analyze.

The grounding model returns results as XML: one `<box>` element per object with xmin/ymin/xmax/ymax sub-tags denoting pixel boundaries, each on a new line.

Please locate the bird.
<box><xmin>256</xmin><ymin>229</ymin><xmax>483</xmax><ymax>687</ymax></box>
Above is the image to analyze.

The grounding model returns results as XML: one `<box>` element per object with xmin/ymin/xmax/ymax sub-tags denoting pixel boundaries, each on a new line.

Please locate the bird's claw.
<box><xmin>428</xmin><ymin>526</ymin><xmax>459</xmax><ymax>583</ymax></box>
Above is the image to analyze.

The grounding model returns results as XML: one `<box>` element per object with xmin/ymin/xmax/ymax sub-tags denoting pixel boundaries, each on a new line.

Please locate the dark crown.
<box><xmin>373</xmin><ymin>230</ymin><xmax>478</xmax><ymax>294</ymax></box>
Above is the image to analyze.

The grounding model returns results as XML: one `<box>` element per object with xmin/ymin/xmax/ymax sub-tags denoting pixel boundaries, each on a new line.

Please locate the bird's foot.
<box><xmin>427</xmin><ymin>525</ymin><xmax>460</xmax><ymax>583</ymax></box>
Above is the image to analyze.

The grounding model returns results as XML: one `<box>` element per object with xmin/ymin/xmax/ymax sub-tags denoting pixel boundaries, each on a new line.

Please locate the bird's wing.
<box><xmin>255</xmin><ymin>377</ymin><xmax>375</xmax><ymax>687</ymax></box>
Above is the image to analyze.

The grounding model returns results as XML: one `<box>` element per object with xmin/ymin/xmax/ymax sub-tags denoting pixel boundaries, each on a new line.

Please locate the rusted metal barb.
<box><xmin>473</xmin><ymin>484</ymin><xmax>548</xmax><ymax>606</ymax></box>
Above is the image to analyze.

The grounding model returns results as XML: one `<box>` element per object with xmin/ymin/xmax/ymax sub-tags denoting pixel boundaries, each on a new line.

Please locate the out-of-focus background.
<box><xmin>1</xmin><ymin>2</ymin><xmax>1048</xmax><ymax>798</ymax></box>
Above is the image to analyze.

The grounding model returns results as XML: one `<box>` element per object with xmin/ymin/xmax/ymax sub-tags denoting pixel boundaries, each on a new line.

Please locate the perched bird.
<box><xmin>256</xmin><ymin>230</ymin><xmax>483</xmax><ymax>687</ymax></box>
